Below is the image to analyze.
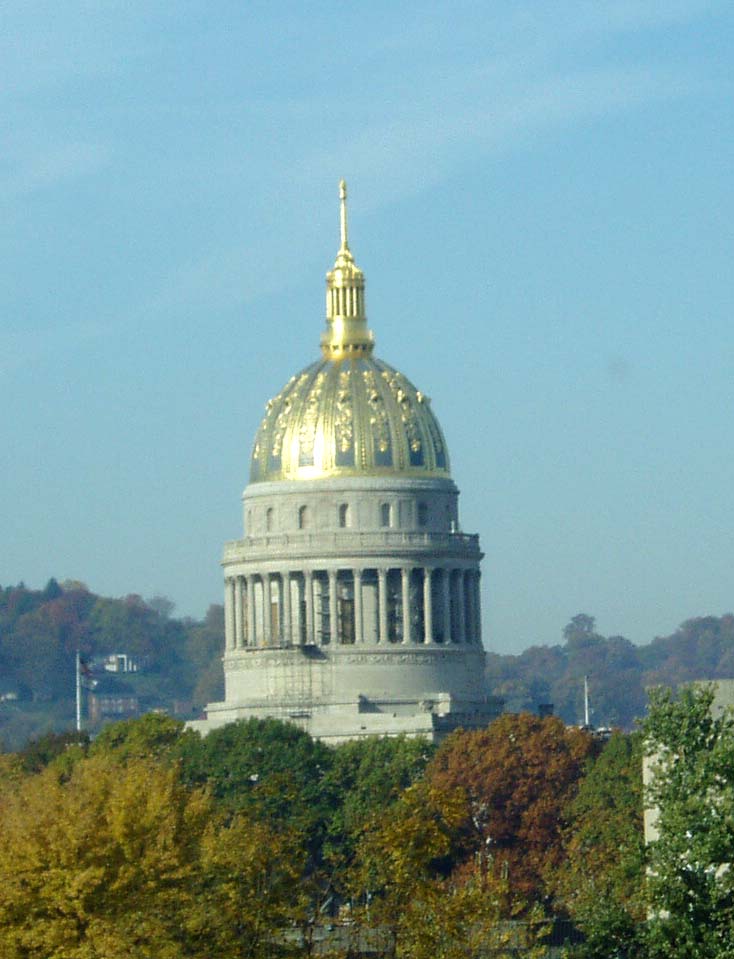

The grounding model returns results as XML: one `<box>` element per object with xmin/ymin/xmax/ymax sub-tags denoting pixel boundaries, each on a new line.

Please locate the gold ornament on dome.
<box><xmin>334</xmin><ymin>370</ymin><xmax>354</xmax><ymax>455</ymax></box>
<box><xmin>248</xmin><ymin>181</ymin><xmax>451</xmax><ymax>483</ymax></box>
<box><xmin>364</xmin><ymin>368</ymin><xmax>391</xmax><ymax>456</ymax></box>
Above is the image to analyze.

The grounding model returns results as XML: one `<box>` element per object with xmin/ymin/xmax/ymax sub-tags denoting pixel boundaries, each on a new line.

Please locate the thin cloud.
<box><xmin>296</xmin><ymin>61</ymin><xmax>697</xmax><ymax>214</ymax></box>
<box><xmin>127</xmin><ymin>56</ymin><xmax>700</xmax><ymax>319</ymax></box>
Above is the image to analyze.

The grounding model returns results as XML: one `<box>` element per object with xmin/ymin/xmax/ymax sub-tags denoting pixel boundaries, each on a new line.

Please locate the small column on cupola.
<box><xmin>321</xmin><ymin>180</ymin><xmax>375</xmax><ymax>359</ymax></box>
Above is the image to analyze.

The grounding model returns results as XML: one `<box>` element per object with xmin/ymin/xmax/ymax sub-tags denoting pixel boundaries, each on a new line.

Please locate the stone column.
<box><xmin>442</xmin><ymin>568</ymin><xmax>451</xmax><ymax>643</ymax></box>
<box><xmin>329</xmin><ymin>569</ymin><xmax>338</xmax><ymax>645</ymax></box>
<box><xmin>262</xmin><ymin>574</ymin><xmax>272</xmax><ymax>646</ymax></box>
<box><xmin>282</xmin><ymin>571</ymin><xmax>292</xmax><ymax>645</ymax></box>
<box><xmin>423</xmin><ymin>568</ymin><xmax>433</xmax><ymax>645</ymax></box>
<box><xmin>456</xmin><ymin>569</ymin><xmax>466</xmax><ymax>644</ymax></box>
<box><xmin>464</xmin><ymin>570</ymin><xmax>474</xmax><ymax>644</ymax></box>
<box><xmin>233</xmin><ymin>576</ymin><xmax>243</xmax><ymax>649</ymax></box>
<box><xmin>401</xmin><ymin>567</ymin><xmax>411</xmax><ymax>644</ymax></box>
<box><xmin>304</xmin><ymin>571</ymin><xmax>314</xmax><ymax>645</ymax></box>
<box><xmin>293</xmin><ymin>575</ymin><xmax>303</xmax><ymax>644</ymax></box>
<box><xmin>353</xmin><ymin>569</ymin><xmax>363</xmax><ymax>644</ymax></box>
<box><xmin>378</xmin><ymin>568</ymin><xmax>388</xmax><ymax>644</ymax></box>
<box><xmin>473</xmin><ymin>570</ymin><xmax>482</xmax><ymax>645</ymax></box>
<box><xmin>246</xmin><ymin>575</ymin><xmax>255</xmax><ymax>646</ymax></box>
<box><xmin>224</xmin><ymin>578</ymin><xmax>235</xmax><ymax>651</ymax></box>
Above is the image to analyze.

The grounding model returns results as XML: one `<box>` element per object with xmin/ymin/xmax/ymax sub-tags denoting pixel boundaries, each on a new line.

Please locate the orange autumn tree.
<box><xmin>426</xmin><ymin>713</ymin><xmax>595</xmax><ymax>903</ymax></box>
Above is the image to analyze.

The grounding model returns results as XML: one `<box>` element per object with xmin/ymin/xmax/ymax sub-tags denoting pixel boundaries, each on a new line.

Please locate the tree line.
<box><xmin>0</xmin><ymin>712</ymin><xmax>643</xmax><ymax>958</ymax></box>
<box><xmin>2</xmin><ymin>685</ymin><xmax>729</xmax><ymax>957</ymax></box>
<box><xmin>486</xmin><ymin>611</ymin><xmax>734</xmax><ymax>729</ymax></box>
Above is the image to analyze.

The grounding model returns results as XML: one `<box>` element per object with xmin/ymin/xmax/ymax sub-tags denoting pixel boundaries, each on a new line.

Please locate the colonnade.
<box><xmin>224</xmin><ymin>566</ymin><xmax>481</xmax><ymax>650</ymax></box>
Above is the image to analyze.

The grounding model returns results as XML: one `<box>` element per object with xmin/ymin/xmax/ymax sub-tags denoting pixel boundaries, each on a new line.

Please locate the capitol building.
<box><xmin>193</xmin><ymin>183</ymin><xmax>501</xmax><ymax>742</ymax></box>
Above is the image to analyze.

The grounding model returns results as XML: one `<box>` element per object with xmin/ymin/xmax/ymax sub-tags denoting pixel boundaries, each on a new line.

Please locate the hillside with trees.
<box><xmin>486</xmin><ymin>612</ymin><xmax>734</xmax><ymax>730</ymax></box>
<box><xmin>0</xmin><ymin>580</ymin><xmax>223</xmax><ymax>750</ymax></box>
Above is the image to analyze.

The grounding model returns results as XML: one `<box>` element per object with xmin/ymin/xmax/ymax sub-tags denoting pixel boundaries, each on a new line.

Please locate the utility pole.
<box><xmin>76</xmin><ymin>649</ymin><xmax>82</xmax><ymax>733</ymax></box>
<box><xmin>583</xmin><ymin>675</ymin><xmax>591</xmax><ymax>728</ymax></box>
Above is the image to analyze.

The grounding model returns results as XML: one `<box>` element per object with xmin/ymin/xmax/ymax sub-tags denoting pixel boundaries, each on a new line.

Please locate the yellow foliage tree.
<box><xmin>0</xmin><ymin>754</ymin><xmax>211</xmax><ymax>958</ymax></box>
<box><xmin>350</xmin><ymin>782</ymin><xmax>544</xmax><ymax>959</ymax></box>
<box><xmin>0</xmin><ymin>753</ymin><xmax>306</xmax><ymax>958</ymax></box>
<box><xmin>186</xmin><ymin>814</ymin><xmax>307</xmax><ymax>958</ymax></box>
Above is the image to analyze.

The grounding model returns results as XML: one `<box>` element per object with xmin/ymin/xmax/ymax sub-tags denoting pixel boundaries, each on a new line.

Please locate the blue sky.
<box><xmin>2</xmin><ymin>1</ymin><xmax>732</xmax><ymax>653</ymax></box>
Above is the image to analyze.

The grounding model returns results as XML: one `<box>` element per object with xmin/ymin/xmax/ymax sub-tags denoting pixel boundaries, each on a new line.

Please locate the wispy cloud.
<box><xmin>8</xmin><ymin>0</ymin><xmax>713</xmax><ymax>322</ymax></box>
<box><xmin>125</xmin><ymin>53</ymin><xmax>700</xmax><ymax>320</ymax></box>
<box><xmin>0</xmin><ymin>1</ymin><xmax>164</xmax><ymax>96</ymax></box>
<box><xmin>293</xmin><ymin>58</ymin><xmax>698</xmax><ymax>215</ymax></box>
<box><xmin>208</xmin><ymin>1</ymin><xmax>716</xmax><ymax>219</ymax></box>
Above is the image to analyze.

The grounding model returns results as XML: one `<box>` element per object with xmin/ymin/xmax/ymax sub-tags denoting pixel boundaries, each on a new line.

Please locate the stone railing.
<box><xmin>222</xmin><ymin>529</ymin><xmax>480</xmax><ymax>562</ymax></box>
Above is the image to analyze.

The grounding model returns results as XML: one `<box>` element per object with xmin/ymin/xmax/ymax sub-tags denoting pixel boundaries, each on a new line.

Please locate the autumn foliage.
<box><xmin>426</xmin><ymin>713</ymin><xmax>595</xmax><ymax>901</ymax></box>
<box><xmin>0</xmin><ymin>713</ymin><xmax>650</xmax><ymax>957</ymax></box>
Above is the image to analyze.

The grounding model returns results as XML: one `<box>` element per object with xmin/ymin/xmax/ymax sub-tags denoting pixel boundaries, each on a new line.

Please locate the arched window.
<box><xmin>298</xmin><ymin>505</ymin><xmax>309</xmax><ymax>530</ymax></box>
<box><xmin>338</xmin><ymin>503</ymin><xmax>350</xmax><ymax>528</ymax></box>
<box><xmin>266</xmin><ymin>507</ymin><xmax>274</xmax><ymax>532</ymax></box>
<box><xmin>380</xmin><ymin>503</ymin><xmax>391</xmax><ymax>528</ymax></box>
<box><xmin>417</xmin><ymin>502</ymin><xmax>428</xmax><ymax>527</ymax></box>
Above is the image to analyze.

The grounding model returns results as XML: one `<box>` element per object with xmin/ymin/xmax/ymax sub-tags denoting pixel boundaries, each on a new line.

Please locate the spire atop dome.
<box><xmin>321</xmin><ymin>180</ymin><xmax>374</xmax><ymax>358</ymax></box>
<box><xmin>339</xmin><ymin>178</ymin><xmax>349</xmax><ymax>251</ymax></box>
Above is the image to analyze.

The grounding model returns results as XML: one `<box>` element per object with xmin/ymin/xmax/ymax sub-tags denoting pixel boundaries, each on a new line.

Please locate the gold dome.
<box><xmin>249</xmin><ymin>182</ymin><xmax>450</xmax><ymax>484</ymax></box>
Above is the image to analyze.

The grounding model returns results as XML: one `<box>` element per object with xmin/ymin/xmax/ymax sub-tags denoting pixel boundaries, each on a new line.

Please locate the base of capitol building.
<box><xmin>189</xmin><ymin>644</ymin><xmax>502</xmax><ymax>744</ymax></box>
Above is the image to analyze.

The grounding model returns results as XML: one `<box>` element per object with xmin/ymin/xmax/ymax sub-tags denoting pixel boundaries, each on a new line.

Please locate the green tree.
<box><xmin>552</xmin><ymin>732</ymin><xmax>646</xmax><ymax>958</ymax></box>
<box><xmin>323</xmin><ymin>735</ymin><xmax>434</xmax><ymax>878</ymax></box>
<box><xmin>188</xmin><ymin>813</ymin><xmax>307</xmax><ymax>958</ymax></box>
<box><xmin>642</xmin><ymin>684</ymin><xmax>734</xmax><ymax>959</ymax></box>
<box><xmin>0</xmin><ymin>751</ymin><xmax>305</xmax><ymax>958</ymax></box>
<box><xmin>183</xmin><ymin>603</ymin><xmax>225</xmax><ymax>706</ymax></box>
<box><xmin>90</xmin><ymin>712</ymin><xmax>185</xmax><ymax>762</ymax></box>
<box><xmin>41</xmin><ymin>578</ymin><xmax>63</xmax><ymax>601</ymax></box>
<box><xmin>4</xmin><ymin>606</ymin><xmax>71</xmax><ymax>700</ymax></box>
<box><xmin>563</xmin><ymin>614</ymin><xmax>599</xmax><ymax>647</ymax></box>
<box><xmin>485</xmin><ymin>615</ymin><xmax>647</xmax><ymax>730</ymax></box>
<box><xmin>146</xmin><ymin>595</ymin><xmax>175</xmax><ymax>619</ymax></box>
<box><xmin>176</xmin><ymin>718</ymin><xmax>334</xmax><ymax>854</ymax></box>
<box><xmin>18</xmin><ymin>729</ymin><xmax>90</xmax><ymax>773</ymax></box>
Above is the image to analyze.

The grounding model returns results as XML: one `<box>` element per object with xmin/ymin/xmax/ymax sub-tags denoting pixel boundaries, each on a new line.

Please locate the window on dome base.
<box><xmin>418</xmin><ymin>502</ymin><xmax>428</xmax><ymax>527</ymax></box>
<box><xmin>338</xmin><ymin>503</ymin><xmax>350</xmax><ymax>528</ymax></box>
<box><xmin>380</xmin><ymin>503</ymin><xmax>391</xmax><ymax>528</ymax></box>
<box><xmin>298</xmin><ymin>505</ymin><xmax>310</xmax><ymax>530</ymax></box>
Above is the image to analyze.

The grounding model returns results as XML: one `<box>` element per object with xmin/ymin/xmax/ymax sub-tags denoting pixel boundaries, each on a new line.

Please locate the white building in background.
<box><xmin>101</xmin><ymin>653</ymin><xmax>142</xmax><ymax>673</ymax></box>
<box><xmin>191</xmin><ymin>182</ymin><xmax>502</xmax><ymax>743</ymax></box>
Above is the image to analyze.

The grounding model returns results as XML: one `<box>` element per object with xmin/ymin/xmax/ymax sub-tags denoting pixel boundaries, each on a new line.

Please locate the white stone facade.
<box><xmin>192</xmin><ymin>476</ymin><xmax>501</xmax><ymax>742</ymax></box>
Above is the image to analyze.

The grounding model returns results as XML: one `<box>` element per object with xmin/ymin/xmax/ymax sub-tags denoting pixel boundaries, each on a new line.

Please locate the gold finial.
<box><xmin>322</xmin><ymin>179</ymin><xmax>374</xmax><ymax>358</ymax></box>
<box><xmin>339</xmin><ymin>179</ymin><xmax>349</xmax><ymax>250</ymax></box>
